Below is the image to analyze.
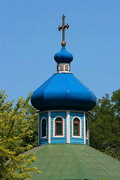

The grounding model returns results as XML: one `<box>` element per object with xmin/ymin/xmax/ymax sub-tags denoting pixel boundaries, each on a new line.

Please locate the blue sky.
<box><xmin>0</xmin><ymin>0</ymin><xmax>120</xmax><ymax>101</ymax></box>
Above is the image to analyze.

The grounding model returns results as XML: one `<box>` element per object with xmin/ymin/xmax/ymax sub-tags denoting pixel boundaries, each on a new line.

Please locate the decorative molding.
<box><xmin>48</xmin><ymin>111</ymin><xmax>51</xmax><ymax>143</ymax></box>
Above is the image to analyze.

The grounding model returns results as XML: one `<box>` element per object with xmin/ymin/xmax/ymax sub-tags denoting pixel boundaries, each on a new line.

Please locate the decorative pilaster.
<box><xmin>66</xmin><ymin>111</ymin><xmax>70</xmax><ymax>143</ymax></box>
<box><xmin>48</xmin><ymin>111</ymin><xmax>51</xmax><ymax>144</ymax></box>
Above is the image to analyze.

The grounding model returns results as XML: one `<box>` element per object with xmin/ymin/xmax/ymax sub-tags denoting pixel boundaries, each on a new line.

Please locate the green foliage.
<box><xmin>1</xmin><ymin>88</ymin><xmax>119</xmax><ymax>178</ymax></box>
<box><xmin>0</xmin><ymin>90</ymin><xmax>40</xmax><ymax>180</ymax></box>
<box><xmin>90</xmin><ymin>89</ymin><xmax>120</xmax><ymax>160</ymax></box>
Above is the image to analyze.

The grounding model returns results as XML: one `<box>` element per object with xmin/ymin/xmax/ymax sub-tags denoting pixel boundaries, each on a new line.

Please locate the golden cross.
<box><xmin>58</xmin><ymin>15</ymin><xmax>69</xmax><ymax>46</ymax></box>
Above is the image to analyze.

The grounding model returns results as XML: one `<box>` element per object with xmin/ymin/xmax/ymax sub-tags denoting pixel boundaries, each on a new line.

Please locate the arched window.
<box><xmin>55</xmin><ymin>117</ymin><xmax>63</xmax><ymax>136</ymax></box>
<box><xmin>73</xmin><ymin>118</ymin><xmax>80</xmax><ymax>136</ymax></box>
<box><xmin>42</xmin><ymin>118</ymin><xmax>46</xmax><ymax>138</ymax></box>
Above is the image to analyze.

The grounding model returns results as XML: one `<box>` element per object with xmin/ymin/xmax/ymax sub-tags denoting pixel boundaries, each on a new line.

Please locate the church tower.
<box><xmin>31</xmin><ymin>15</ymin><xmax>96</xmax><ymax>145</ymax></box>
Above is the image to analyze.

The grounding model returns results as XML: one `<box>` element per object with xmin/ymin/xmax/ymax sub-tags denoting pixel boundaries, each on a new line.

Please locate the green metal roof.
<box><xmin>28</xmin><ymin>144</ymin><xmax>120</xmax><ymax>180</ymax></box>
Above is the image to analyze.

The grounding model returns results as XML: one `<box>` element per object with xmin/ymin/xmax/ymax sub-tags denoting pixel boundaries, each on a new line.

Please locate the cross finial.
<box><xmin>58</xmin><ymin>15</ymin><xmax>69</xmax><ymax>46</ymax></box>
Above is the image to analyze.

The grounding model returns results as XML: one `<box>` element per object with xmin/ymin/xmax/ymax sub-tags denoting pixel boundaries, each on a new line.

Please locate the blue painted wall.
<box><xmin>70</xmin><ymin>112</ymin><xmax>84</xmax><ymax>144</ymax></box>
<box><xmin>39</xmin><ymin>112</ymin><xmax>48</xmax><ymax>145</ymax></box>
<box><xmin>51</xmin><ymin>111</ymin><xmax>67</xmax><ymax>144</ymax></box>
<box><xmin>38</xmin><ymin>111</ymin><xmax>88</xmax><ymax>145</ymax></box>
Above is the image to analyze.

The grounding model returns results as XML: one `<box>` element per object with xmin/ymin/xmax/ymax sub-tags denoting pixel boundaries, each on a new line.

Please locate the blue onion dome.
<box><xmin>31</xmin><ymin>73</ymin><xmax>97</xmax><ymax>111</ymax></box>
<box><xmin>54</xmin><ymin>46</ymin><xmax>73</xmax><ymax>63</ymax></box>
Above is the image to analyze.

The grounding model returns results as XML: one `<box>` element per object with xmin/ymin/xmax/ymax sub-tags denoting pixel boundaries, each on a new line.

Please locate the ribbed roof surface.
<box><xmin>28</xmin><ymin>144</ymin><xmax>120</xmax><ymax>180</ymax></box>
<box><xmin>31</xmin><ymin>73</ymin><xmax>96</xmax><ymax>111</ymax></box>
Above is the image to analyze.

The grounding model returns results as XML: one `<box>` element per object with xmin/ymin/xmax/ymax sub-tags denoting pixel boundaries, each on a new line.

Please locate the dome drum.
<box><xmin>38</xmin><ymin>110</ymin><xmax>90</xmax><ymax>145</ymax></box>
<box><xmin>57</xmin><ymin>63</ymin><xmax>71</xmax><ymax>73</ymax></box>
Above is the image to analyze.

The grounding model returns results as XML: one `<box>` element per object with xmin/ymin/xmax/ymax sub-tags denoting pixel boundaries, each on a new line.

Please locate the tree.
<box><xmin>20</xmin><ymin>93</ymin><xmax>38</xmax><ymax>148</ymax></box>
<box><xmin>0</xmin><ymin>90</ymin><xmax>40</xmax><ymax>180</ymax></box>
<box><xmin>90</xmin><ymin>89</ymin><xmax>120</xmax><ymax>160</ymax></box>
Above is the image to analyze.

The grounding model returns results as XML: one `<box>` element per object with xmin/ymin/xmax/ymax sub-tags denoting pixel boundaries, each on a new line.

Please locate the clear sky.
<box><xmin>0</xmin><ymin>0</ymin><xmax>120</xmax><ymax>102</ymax></box>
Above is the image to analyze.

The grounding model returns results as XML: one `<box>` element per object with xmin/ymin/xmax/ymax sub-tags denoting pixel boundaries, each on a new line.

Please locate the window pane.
<box><xmin>55</xmin><ymin>117</ymin><xmax>63</xmax><ymax>136</ymax></box>
<box><xmin>74</xmin><ymin>124</ymin><xmax>79</xmax><ymax>136</ymax></box>
<box><xmin>73</xmin><ymin>118</ymin><xmax>80</xmax><ymax>136</ymax></box>
<box><xmin>56</xmin><ymin>122</ymin><xmax>62</xmax><ymax>135</ymax></box>
<box><xmin>65</xmin><ymin>64</ymin><xmax>68</xmax><ymax>71</ymax></box>
<box><xmin>55</xmin><ymin>117</ymin><xmax>62</xmax><ymax>122</ymax></box>
<box><xmin>42</xmin><ymin>119</ymin><xmax>46</xmax><ymax>137</ymax></box>
<box><xmin>74</xmin><ymin>118</ymin><xmax>79</xmax><ymax>122</ymax></box>
<box><xmin>59</xmin><ymin>65</ymin><xmax>64</xmax><ymax>71</ymax></box>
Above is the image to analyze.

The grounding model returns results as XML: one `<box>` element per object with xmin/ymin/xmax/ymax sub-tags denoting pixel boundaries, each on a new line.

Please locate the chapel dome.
<box><xmin>54</xmin><ymin>46</ymin><xmax>73</xmax><ymax>63</ymax></box>
<box><xmin>31</xmin><ymin>73</ymin><xmax>96</xmax><ymax>111</ymax></box>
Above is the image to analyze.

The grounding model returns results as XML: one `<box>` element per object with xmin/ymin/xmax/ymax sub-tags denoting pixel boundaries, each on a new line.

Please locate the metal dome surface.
<box><xmin>54</xmin><ymin>46</ymin><xmax>73</xmax><ymax>63</ymax></box>
<box><xmin>31</xmin><ymin>73</ymin><xmax>96</xmax><ymax>111</ymax></box>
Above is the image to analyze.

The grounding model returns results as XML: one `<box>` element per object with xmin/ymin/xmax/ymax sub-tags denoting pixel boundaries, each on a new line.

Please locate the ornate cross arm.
<box><xmin>58</xmin><ymin>15</ymin><xmax>69</xmax><ymax>46</ymax></box>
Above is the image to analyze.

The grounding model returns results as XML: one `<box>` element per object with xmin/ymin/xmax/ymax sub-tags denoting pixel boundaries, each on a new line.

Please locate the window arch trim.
<box><xmin>41</xmin><ymin>117</ymin><xmax>47</xmax><ymax>139</ymax></box>
<box><xmin>72</xmin><ymin>116</ymin><xmax>82</xmax><ymax>138</ymax></box>
<box><xmin>53</xmin><ymin>116</ymin><xmax>64</xmax><ymax>137</ymax></box>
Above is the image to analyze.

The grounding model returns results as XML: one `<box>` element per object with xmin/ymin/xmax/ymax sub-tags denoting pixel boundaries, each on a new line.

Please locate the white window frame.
<box><xmin>53</xmin><ymin>116</ymin><xmax>64</xmax><ymax>137</ymax></box>
<box><xmin>72</xmin><ymin>116</ymin><xmax>82</xmax><ymax>138</ymax></box>
<box><xmin>41</xmin><ymin>117</ymin><xmax>47</xmax><ymax>139</ymax></box>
